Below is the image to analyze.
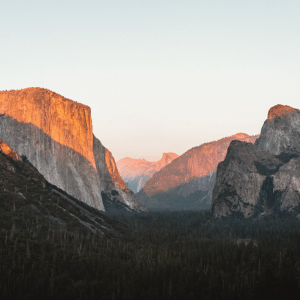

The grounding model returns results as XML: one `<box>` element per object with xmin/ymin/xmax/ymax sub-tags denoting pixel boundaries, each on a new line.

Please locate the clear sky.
<box><xmin>1</xmin><ymin>1</ymin><xmax>300</xmax><ymax>161</ymax></box>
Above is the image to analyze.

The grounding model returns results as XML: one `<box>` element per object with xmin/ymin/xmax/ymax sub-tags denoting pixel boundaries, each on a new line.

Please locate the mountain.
<box><xmin>0</xmin><ymin>139</ymin><xmax>127</xmax><ymax>236</ymax></box>
<box><xmin>212</xmin><ymin>105</ymin><xmax>300</xmax><ymax>218</ymax></box>
<box><xmin>117</xmin><ymin>152</ymin><xmax>179</xmax><ymax>193</ymax></box>
<box><xmin>255</xmin><ymin>104</ymin><xmax>300</xmax><ymax>154</ymax></box>
<box><xmin>0</xmin><ymin>88</ymin><xmax>146</xmax><ymax>213</ymax></box>
<box><xmin>136</xmin><ymin>133</ymin><xmax>258</xmax><ymax>210</ymax></box>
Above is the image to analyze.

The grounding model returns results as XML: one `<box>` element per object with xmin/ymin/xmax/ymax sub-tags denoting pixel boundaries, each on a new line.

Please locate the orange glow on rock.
<box><xmin>105</xmin><ymin>148</ymin><xmax>127</xmax><ymax>190</ymax></box>
<box><xmin>268</xmin><ymin>105</ymin><xmax>296</xmax><ymax>120</ymax></box>
<box><xmin>143</xmin><ymin>133</ymin><xmax>259</xmax><ymax>196</ymax></box>
<box><xmin>0</xmin><ymin>88</ymin><xmax>96</xmax><ymax>169</ymax></box>
<box><xmin>0</xmin><ymin>140</ymin><xmax>21</xmax><ymax>160</ymax></box>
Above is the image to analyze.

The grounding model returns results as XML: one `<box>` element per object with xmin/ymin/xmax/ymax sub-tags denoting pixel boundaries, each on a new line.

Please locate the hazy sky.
<box><xmin>1</xmin><ymin>1</ymin><xmax>300</xmax><ymax>161</ymax></box>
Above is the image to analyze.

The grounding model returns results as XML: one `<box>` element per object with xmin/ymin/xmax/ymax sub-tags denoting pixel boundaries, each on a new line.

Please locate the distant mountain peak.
<box><xmin>161</xmin><ymin>152</ymin><xmax>178</xmax><ymax>158</ymax></box>
<box><xmin>117</xmin><ymin>152</ymin><xmax>179</xmax><ymax>193</ymax></box>
<box><xmin>158</xmin><ymin>152</ymin><xmax>179</xmax><ymax>165</ymax></box>
<box><xmin>268</xmin><ymin>104</ymin><xmax>296</xmax><ymax>120</ymax></box>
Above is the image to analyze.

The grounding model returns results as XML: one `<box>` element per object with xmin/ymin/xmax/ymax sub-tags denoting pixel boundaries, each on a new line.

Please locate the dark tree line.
<box><xmin>1</xmin><ymin>209</ymin><xmax>300</xmax><ymax>299</ymax></box>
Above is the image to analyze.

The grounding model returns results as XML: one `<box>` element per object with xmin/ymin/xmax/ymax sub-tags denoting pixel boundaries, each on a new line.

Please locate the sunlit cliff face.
<box><xmin>0</xmin><ymin>140</ymin><xmax>21</xmax><ymax>161</ymax></box>
<box><xmin>105</xmin><ymin>148</ymin><xmax>127</xmax><ymax>190</ymax></box>
<box><xmin>0</xmin><ymin>88</ymin><xmax>96</xmax><ymax>168</ymax></box>
<box><xmin>267</xmin><ymin>104</ymin><xmax>296</xmax><ymax>120</ymax></box>
<box><xmin>0</xmin><ymin>87</ymin><xmax>144</xmax><ymax>212</ymax></box>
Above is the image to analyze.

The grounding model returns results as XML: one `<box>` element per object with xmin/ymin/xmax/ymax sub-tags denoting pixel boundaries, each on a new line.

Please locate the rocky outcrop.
<box><xmin>212</xmin><ymin>140</ymin><xmax>300</xmax><ymax>218</ymax></box>
<box><xmin>117</xmin><ymin>152</ymin><xmax>179</xmax><ymax>193</ymax></box>
<box><xmin>93</xmin><ymin>136</ymin><xmax>146</xmax><ymax>212</ymax></box>
<box><xmin>255</xmin><ymin>105</ymin><xmax>300</xmax><ymax>155</ymax></box>
<box><xmin>136</xmin><ymin>133</ymin><xmax>258</xmax><ymax>210</ymax></box>
<box><xmin>0</xmin><ymin>87</ymin><xmax>145</xmax><ymax>212</ymax></box>
<box><xmin>0</xmin><ymin>140</ymin><xmax>21</xmax><ymax>161</ymax></box>
<box><xmin>212</xmin><ymin>104</ymin><xmax>300</xmax><ymax>218</ymax></box>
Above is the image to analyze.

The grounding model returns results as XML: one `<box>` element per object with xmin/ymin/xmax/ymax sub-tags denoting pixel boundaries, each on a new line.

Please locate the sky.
<box><xmin>1</xmin><ymin>1</ymin><xmax>300</xmax><ymax>161</ymax></box>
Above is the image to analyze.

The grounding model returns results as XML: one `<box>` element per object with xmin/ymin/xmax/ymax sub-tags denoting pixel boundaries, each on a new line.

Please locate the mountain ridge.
<box><xmin>143</xmin><ymin>133</ymin><xmax>259</xmax><ymax>196</ymax></box>
<box><xmin>136</xmin><ymin>133</ymin><xmax>258</xmax><ymax>210</ymax></box>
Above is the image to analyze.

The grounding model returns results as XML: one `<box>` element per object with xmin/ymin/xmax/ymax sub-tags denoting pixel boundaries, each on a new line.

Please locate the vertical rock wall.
<box><xmin>255</xmin><ymin>105</ymin><xmax>300</xmax><ymax>155</ymax></box>
<box><xmin>0</xmin><ymin>88</ymin><xmax>95</xmax><ymax>167</ymax></box>
<box><xmin>0</xmin><ymin>88</ymin><xmax>144</xmax><ymax>212</ymax></box>
<box><xmin>93</xmin><ymin>135</ymin><xmax>146</xmax><ymax>211</ymax></box>
<box><xmin>212</xmin><ymin>104</ymin><xmax>300</xmax><ymax>218</ymax></box>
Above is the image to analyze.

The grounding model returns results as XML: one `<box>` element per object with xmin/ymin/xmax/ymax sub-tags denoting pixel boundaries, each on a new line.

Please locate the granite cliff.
<box><xmin>0</xmin><ymin>88</ymin><xmax>146</xmax><ymax>213</ymax></box>
<box><xmin>117</xmin><ymin>152</ymin><xmax>178</xmax><ymax>193</ymax></box>
<box><xmin>0</xmin><ymin>139</ymin><xmax>127</xmax><ymax>236</ymax></box>
<box><xmin>212</xmin><ymin>105</ymin><xmax>300</xmax><ymax>218</ymax></box>
<box><xmin>136</xmin><ymin>133</ymin><xmax>258</xmax><ymax>210</ymax></box>
<box><xmin>255</xmin><ymin>104</ymin><xmax>300</xmax><ymax>154</ymax></box>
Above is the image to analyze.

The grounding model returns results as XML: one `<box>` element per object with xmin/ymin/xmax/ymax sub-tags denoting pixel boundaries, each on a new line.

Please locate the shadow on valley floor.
<box><xmin>136</xmin><ymin>173</ymin><xmax>216</xmax><ymax>211</ymax></box>
<box><xmin>2</xmin><ymin>205</ymin><xmax>300</xmax><ymax>299</ymax></box>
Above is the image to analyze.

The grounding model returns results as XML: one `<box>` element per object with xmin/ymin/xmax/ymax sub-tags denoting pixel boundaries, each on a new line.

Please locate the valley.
<box><xmin>1</xmin><ymin>89</ymin><xmax>300</xmax><ymax>299</ymax></box>
<box><xmin>2</xmin><ymin>209</ymin><xmax>300</xmax><ymax>300</ymax></box>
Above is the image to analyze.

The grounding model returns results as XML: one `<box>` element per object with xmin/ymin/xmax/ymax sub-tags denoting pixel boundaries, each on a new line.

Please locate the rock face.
<box><xmin>255</xmin><ymin>104</ymin><xmax>300</xmax><ymax>155</ymax></box>
<box><xmin>0</xmin><ymin>139</ymin><xmax>128</xmax><ymax>236</ymax></box>
<box><xmin>117</xmin><ymin>152</ymin><xmax>179</xmax><ymax>193</ymax></box>
<box><xmin>93</xmin><ymin>137</ymin><xmax>145</xmax><ymax>212</ymax></box>
<box><xmin>212</xmin><ymin>104</ymin><xmax>300</xmax><ymax>218</ymax></box>
<box><xmin>0</xmin><ymin>140</ymin><xmax>21</xmax><ymax>161</ymax></box>
<box><xmin>0</xmin><ymin>88</ymin><xmax>145</xmax><ymax>213</ymax></box>
<box><xmin>136</xmin><ymin>133</ymin><xmax>258</xmax><ymax>210</ymax></box>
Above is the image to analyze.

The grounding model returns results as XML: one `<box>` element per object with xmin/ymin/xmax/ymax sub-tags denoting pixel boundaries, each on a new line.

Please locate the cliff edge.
<box><xmin>0</xmin><ymin>87</ymin><xmax>145</xmax><ymax>212</ymax></box>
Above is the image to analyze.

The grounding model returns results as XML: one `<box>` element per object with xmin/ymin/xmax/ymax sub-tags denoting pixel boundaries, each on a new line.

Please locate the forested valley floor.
<box><xmin>1</xmin><ymin>208</ymin><xmax>300</xmax><ymax>300</ymax></box>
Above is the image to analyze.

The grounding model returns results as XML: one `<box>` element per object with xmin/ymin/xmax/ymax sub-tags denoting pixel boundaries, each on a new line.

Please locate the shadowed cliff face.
<box><xmin>211</xmin><ymin>140</ymin><xmax>300</xmax><ymax>218</ymax></box>
<box><xmin>0</xmin><ymin>88</ymin><xmax>145</xmax><ymax>212</ymax></box>
<box><xmin>0</xmin><ymin>115</ymin><xmax>104</xmax><ymax>210</ymax></box>
<box><xmin>0</xmin><ymin>139</ymin><xmax>127</xmax><ymax>236</ymax></box>
<box><xmin>93</xmin><ymin>136</ymin><xmax>146</xmax><ymax>211</ymax></box>
<box><xmin>213</xmin><ymin>104</ymin><xmax>300</xmax><ymax>218</ymax></box>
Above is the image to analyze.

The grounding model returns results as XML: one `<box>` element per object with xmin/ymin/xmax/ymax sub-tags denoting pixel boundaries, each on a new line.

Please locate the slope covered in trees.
<box><xmin>1</xmin><ymin>208</ymin><xmax>300</xmax><ymax>299</ymax></box>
